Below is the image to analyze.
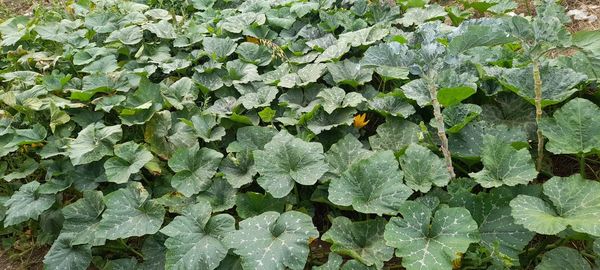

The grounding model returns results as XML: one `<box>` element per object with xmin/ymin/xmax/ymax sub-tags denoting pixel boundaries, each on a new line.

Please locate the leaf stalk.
<box><xmin>533</xmin><ymin>61</ymin><xmax>544</xmax><ymax>171</ymax></box>
<box><xmin>427</xmin><ymin>75</ymin><xmax>456</xmax><ymax>179</ymax></box>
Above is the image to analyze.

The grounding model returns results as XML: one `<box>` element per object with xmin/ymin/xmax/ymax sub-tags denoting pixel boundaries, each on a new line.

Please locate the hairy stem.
<box><xmin>533</xmin><ymin>61</ymin><xmax>544</xmax><ymax>171</ymax></box>
<box><xmin>427</xmin><ymin>76</ymin><xmax>456</xmax><ymax>179</ymax></box>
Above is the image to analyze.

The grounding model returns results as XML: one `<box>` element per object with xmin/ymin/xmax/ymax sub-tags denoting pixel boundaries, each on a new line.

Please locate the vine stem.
<box><xmin>533</xmin><ymin>61</ymin><xmax>544</xmax><ymax>171</ymax></box>
<box><xmin>427</xmin><ymin>74</ymin><xmax>456</xmax><ymax>179</ymax></box>
<box><xmin>119</xmin><ymin>239</ymin><xmax>145</xmax><ymax>260</ymax></box>
<box><xmin>579</xmin><ymin>154</ymin><xmax>586</xmax><ymax>178</ymax></box>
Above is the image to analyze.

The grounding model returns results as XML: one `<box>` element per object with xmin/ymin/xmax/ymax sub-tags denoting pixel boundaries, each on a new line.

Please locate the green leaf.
<box><xmin>369</xmin><ymin>118</ymin><xmax>420</xmax><ymax>153</ymax></box>
<box><xmin>160</xmin><ymin>202</ymin><xmax>235</xmax><ymax>270</ymax></box>
<box><xmin>3</xmin><ymin>157</ymin><xmax>38</xmax><ymax>182</ymax></box>
<box><xmin>452</xmin><ymin>187</ymin><xmax>536</xmax><ymax>265</ymax></box>
<box><xmin>360</xmin><ymin>42</ymin><xmax>412</xmax><ymax>80</ymax></box>
<box><xmin>168</xmin><ymin>146</ymin><xmax>223</xmax><ymax>197</ymax></box>
<box><xmin>203</xmin><ymin>37</ymin><xmax>238</xmax><ymax>61</ymax></box>
<box><xmin>469</xmin><ymin>135</ymin><xmax>537</xmax><ymax>188</ymax></box>
<box><xmin>106</xmin><ymin>26</ymin><xmax>143</xmax><ymax>45</ymax></box>
<box><xmin>161</xmin><ymin>77</ymin><xmax>198</xmax><ymax>110</ymax></box>
<box><xmin>226</xmin><ymin>126</ymin><xmax>277</xmax><ymax>153</ymax></box>
<box><xmin>239</xmin><ymin>85</ymin><xmax>278</xmax><ymax>109</ymax></box>
<box><xmin>43</xmin><ymin>234</ymin><xmax>92</xmax><ymax>270</ymax></box>
<box><xmin>437</xmin><ymin>86</ymin><xmax>476</xmax><ymax>107</ymax></box>
<box><xmin>307</xmin><ymin>108</ymin><xmax>356</xmax><ymax>135</ymax></box>
<box><xmin>384</xmin><ymin>201</ymin><xmax>479</xmax><ymax>270</ymax></box>
<box><xmin>182</xmin><ymin>114</ymin><xmax>226</xmax><ymax>142</ymax></box>
<box><xmin>535</xmin><ymin>247</ymin><xmax>591</xmax><ymax>270</ymax></box>
<box><xmin>325</xmin><ymin>134</ymin><xmax>372</xmax><ymax>177</ymax></box>
<box><xmin>139</xmin><ymin>236</ymin><xmax>166</xmax><ymax>270</ymax></box>
<box><xmin>317</xmin><ymin>87</ymin><xmax>366</xmax><ymax>114</ymax></box>
<box><xmin>338</xmin><ymin>25</ymin><xmax>389</xmax><ymax>47</ymax></box>
<box><xmin>322</xmin><ymin>216</ymin><xmax>393</xmax><ymax>268</ymax></box>
<box><xmin>102</xmin><ymin>258</ymin><xmax>138</xmax><ymax>270</ymax></box>
<box><xmin>313</xmin><ymin>253</ymin><xmax>343</xmax><ymax>270</ymax></box>
<box><xmin>368</xmin><ymin>93</ymin><xmax>415</xmax><ymax>118</ymax></box>
<box><xmin>399</xmin><ymin>143</ymin><xmax>451</xmax><ymax>192</ymax></box>
<box><xmin>67</xmin><ymin>123</ymin><xmax>122</xmax><ymax>166</ymax></box>
<box><xmin>341</xmin><ymin>260</ymin><xmax>377</xmax><ymax>269</ymax></box>
<box><xmin>143</xmin><ymin>20</ymin><xmax>177</xmax><ymax>39</ymax></box>
<box><xmin>448</xmin><ymin>25</ymin><xmax>515</xmax><ymax>54</ymax></box>
<box><xmin>539</xmin><ymin>98</ymin><xmax>600</xmax><ymax>155</ymax></box>
<box><xmin>144</xmin><ymin>111</ymin><xmax>175</xmax><ymax>159</ymax></box>
<box><xmin>258</xmin><ymin>107</ymin><xmax>276</xmax><ymax>122</ymax></box>
<box><xmin>224</xmin><ymin>211</ymin><xmax>319</xmax><ymax>270</ymax></box>
<box><xmin>329</xmin><ymin>151</ymin><xmax>412</xmax><ymax>215</ymax></box>
<box><xmin>96</xmin><ymin>182</ymin><xmax>165</xmax><ymax>240</ymax></box>
<box><xmin>235</xmin><ymin>192</ymin><xmax>285</xmax><ymax>219</ymax></box>
<box><xmin>440</xmin><ymin>104</ymin><xmax>482</xmax><ymax>133</ymax></box>
<box><xmin>401</xmin><ymin>79</ymin><xmax>431</xmax><ymax>107</ymax></box>
<box><xmin>236</xmin><ymin>42</ymin><xmax>272</xmax><ymax>66</ymax></box>
<box><xmin>510</xmin><ymin>174</ymin><xmax>600</xmax><ymax>236</ymax></box>
<box><xmin>254</xmin><ymin>131</ymin><xmax>328</xmax><ymax>198</ymax></box>
<box><xmin>448</xmin><ymin>120</ymin><xmax>528</xmax><ymax>159</ymax></box>
<box><xmin>197</xmin><ymin>177</ymin><xmax>237</xmax><ymax>212</ymax></box>
<box><xmin>224</xmin><ymin>60</ymin><xmax>260</xmax><ymax>85</ymax></box>
<box><xmin>61</xmin><ymin>190</ymin><xmax>105</xmax><ymax>246</ymax></box>
<box><xmin>397</xmin><ymin>5</ymin><xmax>447</xmax><ymax>26</ymax></box>
<box><xmin>3</xmin><ymin>181</ymin><xmax>54</xmax><ymax>227</ymax></box>
<box><xmin>219</xmin><ymin>151</ymin><xmax>256</xmax><ymax>188</ymax></box>
<box><xmin>81</xmin><ymin>55</ymin><xmax>119</xmax><ymax>74</ymax></box>
<box><xmin>279</xmin><ymin>63</ymin><xmax>328</xmax><ymax>88</ymax></box>
<box><xmin>327</xmin><ymin>60</ymin><xmax>373</xmax><ymax>87</ymax></box>
<box><xmin>493</xmin><ymin>65</ymin><xmax>587</xmax><ymax>107</ymax></box>
<box><xmin>104</xmin><ymin>142</ymin><xmax>153</xmax><ymax>184</ymax></box>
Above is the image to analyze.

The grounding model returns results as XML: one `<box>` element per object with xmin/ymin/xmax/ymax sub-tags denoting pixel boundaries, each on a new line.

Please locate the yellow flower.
<box><xmin>353</xmin><ymin>113</ymin><xmax>369</xmax><ymax>128</ymax></box>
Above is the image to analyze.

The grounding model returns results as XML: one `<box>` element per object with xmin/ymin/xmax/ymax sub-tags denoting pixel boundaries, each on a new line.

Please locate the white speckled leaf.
<box><xmin>325</xmin><ymin>134</ymin><xmax>372</xmax><ymax>177</ymax></box>
<box><xmin>196</xmin><ymin>177</ymin><xmax>237</xmax><ymax>212</ymax></box>
<box><xmin>183</xmin><ymin>114</ymin><xmax>226</xmax><ymax>143</ymax></box>
<box><xmin>535</xmin><ymin>247</ymin><xmax>591</xmax><ymax>270</ymax></box>
<box><xmin>43</xmin><ymin>234</ymin><xmax>92</xmax><ymax>270</ymax></box>
<box><xmin>104</xmin><ymin>142</ymin><xmax>153</xmax><ymax>184</ymax></box>
<box><xmin>459</xmin><ymin>187</ymin><xmax>536</xmax><ymax>265</ymax></box>
<box><xmin>254</xmin><ymin>131</ymin><xmax>328</xmax><ymax>198</ymax></box>
<box><xmin>168</xmin><ymin>146</ymin><xmax>223</xmax><ymax>197</ymax></box>
<box><xmin>61</xmin><ymin>190</ymin><xmax>106</xmax><ymax>246</ymax></box>
<box><xmin>307</xmin><ymin>108</ymin><xmax>356</xmax><ymax>135</ymax></box>
<box><xmin>160</xmin><ymin>202</ymin><xmax>235</xmax><ymax>270</ymax></box>
<box><xmin>322</xmin><ymin>216</ymin><xmax>393</xmax><ymax>268</ymax></box>
<box><xmin>400</xmin><ymin>143</ymin><xmax>451</xmax><ymax>192</ymax></box>
<box><xmin>3</xmin><ymin>181</ymin><xmax>54</xmax><ymax>227</ymax></box>
<box><xmin>224</xmin><ymin>211</ymin><xmax>319</xmax><ymax>270</ymax></box>
<box><xmin>469</xmin><ymin>135</ymin><xmax>537</xmax><ymax>188</ymax></box>
<box><xmin>219</xmin><ymin>151</ymin><xmax>256</xmax><ymax>188</ymax></box>
<box><xmin>327</xmin><ymin>60</ymin><xmax>373</xmax><ymax>88</ymax></box>
<box><xmin>96</xmin><ymin>182</ymin><xmax>165</xmax><ymax>240</ymax></box>
<box><xmin>494</xmin><ymin>65</ymin><xmax>587</xmax><ymax>107</ymax></box>
<box><xmin>384</xmin><ymin>201</ymin><xmax>479</xmax><ymax>270</ymax></box>
<box><xmin>67</xmin><ymin>123</ymin><xmax>122</xmax><ymax>165</ymax></box>
<box><xmin>538</xmin><ymin>98</ymin><xmax>600</xmax><ymax>155</ymax></box>
<box><xmin>312</xmin><ymin>253</ymin><xmax>343</xmax><ymax>270</ymax></box>
<box><xmin>317</xmin><ymin>87</ymin><xmax>366</xmax><ymax>114</ymax></box>
<box><xmin>328</xmin><ymin>151</ymin><xmax>413</xmax><ymax>215</ymax></box>
<box><xmin>510</xmin><ymin>174</ymin><xmax>600</xmax><ymax>236</ymax></box>
<box><xmin>368</xmin><ymin>118</ymin><xmax>420</xmax><ymax>153</ymax></box>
